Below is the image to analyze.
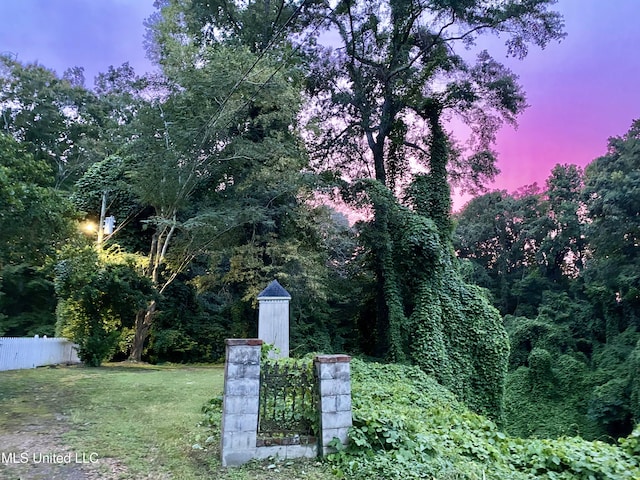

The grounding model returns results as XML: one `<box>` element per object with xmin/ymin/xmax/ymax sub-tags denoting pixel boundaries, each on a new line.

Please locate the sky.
<box><xmin>1</xmin><ymin>0</ymin><xmax>639</xmax><ymax>210</ymax></box>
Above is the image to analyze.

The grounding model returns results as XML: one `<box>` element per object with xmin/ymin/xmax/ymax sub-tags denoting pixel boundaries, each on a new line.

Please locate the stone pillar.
<box><xmin>220</xmin><ymin>339</ymin><xmax>263</xmax><ymax>467</ymax></box>
<box><xmin>257</xmin><ymin>280</ymin><xmax>291</xmax><ymax>358</ymax></box>
<box><xmin>315</xmin><ymin>354</ymin><xmax>352</xmax><ymax>456</ymax></box>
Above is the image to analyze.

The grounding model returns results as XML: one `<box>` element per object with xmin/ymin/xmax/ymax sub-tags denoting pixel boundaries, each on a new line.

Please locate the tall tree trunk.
<box><xmin>129</xmin><ymin>211</ymin><xmax>176</xmax><ymax>362</ymax></box>
<box><xmin>372</xmin><ymin>202</ymin><xmax>391</xmax><ymax>358</ymax></box>
<box><xmin>129</xmin><ymin>300</ymin><xmax>156</xmax><ymax>362</ymax></box>
<box><xmin>410</xmin><ymin>105</ymin><xmax>452</xmax><ymax>239</ymax></box>
<box><xmin>367</xmin><ymin>112</ymin><xmax>408</xmax><ymax>360</ymax></box>
<box><xmin>425</xmin><ymin>108</ymin><xmax>452</xmax><ymax>239</ymax></box>
<box><xmin>368</xmin><ymin>126</ymin><xmax>393</xmax><ymax>359</ymax></box>
<box><xmin>370</xmin><ymin>185</ymin><xmax>407</xmax><ymax>361</ymax></box>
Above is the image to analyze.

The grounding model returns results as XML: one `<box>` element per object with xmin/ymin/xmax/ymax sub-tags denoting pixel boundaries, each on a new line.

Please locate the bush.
<box><xmin>55</xmin><ymin>246</ymin><xmax>154</xmax><ymax>366</ymax></box>
<box><xmin>328</xmin><ymin>359</ymin><xmax>640</xmax><ymax>480</ymax></box>
<box><xmin>588</xmin><ymin>378</ymin><xmax>633</xmax><ymax>437</ymax></box>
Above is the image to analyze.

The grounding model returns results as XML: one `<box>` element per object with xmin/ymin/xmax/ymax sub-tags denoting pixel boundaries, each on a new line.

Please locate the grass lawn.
<box><xmin>0</xmin><ymin>363</ymin><xmax>334</xmax><ymax>480</ymax></box>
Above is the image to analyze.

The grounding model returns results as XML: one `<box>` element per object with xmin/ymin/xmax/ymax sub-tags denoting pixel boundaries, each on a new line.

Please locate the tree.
<box><xmin>454</xmin><ymin>123</ymin><xmax>640</xmax><ymax>437</ymax></box>
<box><xmin>583</xmin><ymin>120</ymin><xmax>640</xmax><ymax>341</ymax></box>
<box><xmin>538</xmin><ymin>164</ymin><xmax>586</xmax><ymax>283</ymax></box>
<box><xmin>454</xmin><ymin>166</ymin><xmax>591</xmax><ymax>323</ymax></box>
<box><xmin>0</xmin><ymin>56</ymin><xmax>106</xmax><ymax>188</ymax></box>
<box><xmin>71</xmin><ymin>155</ymin><xmax>149</xmax><ymax>252</ymax></box>
<box><xmin>116</xmin><ymin>0</ymin><xmax>320</xmax><ymax>360</ymax></box>
<box><xmin>307</xmin><ymin>0</ymin><xmax>565</xmax><ymax>418</ymax></box>
<box><xmin>0</xmin><ymin>264</ymin><xmax>59</xmax><ymax>337</ymax></box>
<box><xmin>0</xmin><ymin>133</ymin><xmax>75</xmax><ymax>266</ymax></box>
<box><xmin>454</xmin><ymin>186</ymin><xmax>551</xmax><ymax>316</ymax></box>
<box><xmin>307</xmin><ymin>0</ymin><xmax>565</xmax><ymax>364</ymax></box>
<box><xmin>579</xmin><ymin>120</ymin><xmax>640</xmax><ymax>435</ymax></box>
<box><xmin>0</xmin><ymin>133</ymin><xmax>76</xmax><ymax>335</ymax></box>
<box><xmin>166</xmin><ymin>0</ymin><xmax>323</xmax><ymax>54</ymax></box>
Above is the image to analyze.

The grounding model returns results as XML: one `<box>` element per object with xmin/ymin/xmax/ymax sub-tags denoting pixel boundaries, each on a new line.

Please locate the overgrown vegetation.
<box><xmin>327</xmin><ymin>360</ymin><xmax>640</xmax><ymax>480</ymax></box>
<box><xmin>1</xmin><ymin>0</ymin><xmax>638</xmax><ymax>457</ymax></box>
<box><xmin>454</xmin><ymin>122</ymin><xmax>640</xmax><ymax>439</ymax></box>
<box><xmin>199</xmin><ymin>359</ymin><xmax>640</xmax><ymax>479</ymax></box>
<box><xmin>358</xmin><ymin>183</ymin><xmax>510</xmax><ymax>420</ymax></box>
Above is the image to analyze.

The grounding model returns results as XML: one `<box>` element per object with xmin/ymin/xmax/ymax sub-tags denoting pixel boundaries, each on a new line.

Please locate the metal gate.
<box><xmin>257</xmin><ymin>360</ymin><xmax>318</xmax><ymax>444</ymax></box>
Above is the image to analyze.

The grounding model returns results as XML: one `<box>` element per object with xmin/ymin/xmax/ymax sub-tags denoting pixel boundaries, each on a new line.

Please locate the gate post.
<box><xmin>314</xmin><ymin>355</ymin><xmax>352</xmax><ymax>456</ymax></box>
<box><xmin>220</xmin><ymin>339</ymin><xmax>263</xmax><ymax>467</ymax></box>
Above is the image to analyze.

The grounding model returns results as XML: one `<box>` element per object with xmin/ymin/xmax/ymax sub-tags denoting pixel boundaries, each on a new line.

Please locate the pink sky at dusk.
<box><xmin>481</xmin><ymin>1</ymin><xmax>640</xmax><ymax>206</ymax></box>
<box><xmin>1</xmin><ymin>1</ymin><xmax>638</xmax><ymax>211</ymax></box>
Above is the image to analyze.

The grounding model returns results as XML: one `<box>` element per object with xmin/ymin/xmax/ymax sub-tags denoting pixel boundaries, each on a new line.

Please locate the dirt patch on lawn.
<box><xmin>0</xmin><ymin>398</ymin><xmax>128</xmax><ymax>479</ymax></box>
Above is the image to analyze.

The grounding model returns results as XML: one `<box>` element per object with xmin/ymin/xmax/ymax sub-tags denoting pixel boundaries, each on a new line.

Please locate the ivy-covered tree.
<box><xmin>303</xmin><ymin>0</ymin><xmax>564</xmax><ymax>418</ymax></box>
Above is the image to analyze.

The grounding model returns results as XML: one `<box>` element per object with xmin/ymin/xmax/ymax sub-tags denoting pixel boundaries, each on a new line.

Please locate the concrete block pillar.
<box><xmin>220</xmin><ymin>339</ymin><xmax>263</xmax><ymax>467</ymax></box>
<box><xmin>257</xmin><ymin>280</ymin><xmax>291</xmax><ymax>358</ymax></box>
<box><xmin>315</xmin><ymin>354</ymin><xmax>352</xmax><ymax>456</ymax></box>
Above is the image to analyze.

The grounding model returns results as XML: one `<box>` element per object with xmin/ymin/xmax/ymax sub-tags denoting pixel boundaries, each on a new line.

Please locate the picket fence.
<box><xmin>0</xmin><ymin>336</ymin><xmax>81</xmax><ymax>371</ymax></box>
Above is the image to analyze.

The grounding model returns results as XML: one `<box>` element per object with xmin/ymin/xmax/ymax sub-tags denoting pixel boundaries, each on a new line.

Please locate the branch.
<box><xmin>403</xmin><ymin>140</ymin><xmax>429</xmax><ymax>156</ymax></box>
<box><xmin>442</xmin><ymin>23</ymin><xmax>496</xmax><ymax>43</ymax></box>
<box><xmin>272</xmin><ymin>0</ymin><xmax>286</xmax><ymax>31</ymax></box>
<box><xmin>159</xmin><ymin>211</ymin><xmax>177</xmax><ymax>262</ymax></box>
<box><xmin>435</xmin><ymin>10</ymin><xmax>457</xmax><ymax>41</ymax></box>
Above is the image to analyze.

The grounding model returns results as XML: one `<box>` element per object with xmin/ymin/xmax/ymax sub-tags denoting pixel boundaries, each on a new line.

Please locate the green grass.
<box><xmin>0</xmin><ymin>363</ymin><xmax>334</xmax><ymax>479</ymax></box>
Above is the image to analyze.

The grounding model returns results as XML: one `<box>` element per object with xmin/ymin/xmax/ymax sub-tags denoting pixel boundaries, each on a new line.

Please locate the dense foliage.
<box><xmin>0</xmin><ymin>132</ymin><xmax>76</xmax><ymax>336</ymax></box>
<box><xmin>201</xmin><ymin>359</ymin><xmax>640</xmax><ymax>479</ymax></box>
<box><xmin>356</xmin><ymin>182</ymin><xmax>509</xmax><ymax>419</ymax></box>
<box><xmin>328</xmin><ymin>360</ymin><xmax>640</xmax><ymax>480</ymax></box>
<box><xmin>1</xmin><ymin>0</ymin><xmax>638</xmax><ymax>459</ymax></box>
<box><xmin>454</xmin><ymin>120</ymin><xmax>640</xmax><ymax>439</ymax></box>
<box><xmin>54</xmin><ymin>246</ymin><xmax>154</xmax><ymax>366</ymax></box>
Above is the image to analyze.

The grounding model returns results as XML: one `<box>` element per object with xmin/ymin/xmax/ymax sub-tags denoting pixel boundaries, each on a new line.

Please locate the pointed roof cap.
<box><xmin>257</xmin><ymin>279</ymin><xmax>291</xmax><ymax>299</ymax></box>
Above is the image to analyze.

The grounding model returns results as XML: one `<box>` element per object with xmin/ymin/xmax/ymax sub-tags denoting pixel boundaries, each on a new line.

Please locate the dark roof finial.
<box><xmin>257</xmin><ymin>279</ymin><xmax>291</xmax><ymax>299</ymax></box>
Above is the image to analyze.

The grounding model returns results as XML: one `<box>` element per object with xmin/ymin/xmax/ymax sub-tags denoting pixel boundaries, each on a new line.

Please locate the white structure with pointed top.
<box><xmin>257</xmin><ymin>279</ymin><xmax>291</xmax><ymax>358</ymax></box>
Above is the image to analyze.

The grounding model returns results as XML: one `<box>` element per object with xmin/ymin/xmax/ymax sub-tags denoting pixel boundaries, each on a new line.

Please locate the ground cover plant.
<box><xmin>326</xmin><ymin>360</ymin><xmax>640</xmax><ymax>480</ymax></box>
<box><xmin>196</xmin><ymin>358</ymin><xmax>640</xmax><ymax>480</ymax></box>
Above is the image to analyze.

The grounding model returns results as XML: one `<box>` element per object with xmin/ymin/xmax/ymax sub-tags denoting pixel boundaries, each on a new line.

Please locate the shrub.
<box><xmin>55</xmin><ymin>246</ymin><xmax>154</xmax><ymax>366</ymax></box>
<box><xmin>328</xmin><ymin>359</ymin><xmax>640</xmax><ymax>480</ymax></box>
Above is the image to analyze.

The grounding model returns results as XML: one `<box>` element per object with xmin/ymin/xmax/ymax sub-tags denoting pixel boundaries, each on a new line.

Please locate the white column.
<box><xmin>257</xmin><ymin>280</ymin><xmax>291</xmax><ymax>358</ymax></box>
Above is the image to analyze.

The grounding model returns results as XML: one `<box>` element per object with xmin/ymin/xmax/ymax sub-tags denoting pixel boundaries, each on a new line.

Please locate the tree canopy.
<box><xmin>454</xmin><ymin>120</ymin><xmax>640</xmax><ymax>437</ymax></box>
<box><xmin>4</xmin><ymin>0</ymin><xmax>639</xmax><ymax>440</ymax></box>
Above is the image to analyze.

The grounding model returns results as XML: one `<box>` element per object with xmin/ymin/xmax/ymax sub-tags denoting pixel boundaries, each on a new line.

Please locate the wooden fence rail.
<box><xmin>0</xmin><ymin>337</ymin><xmax>80</xmax><ymax>371</ymax></box>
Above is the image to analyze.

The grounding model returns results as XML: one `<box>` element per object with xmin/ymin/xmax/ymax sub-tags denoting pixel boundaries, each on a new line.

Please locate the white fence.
<box><xmin>0</xmin><ymin>337</ymin><xmax>81</xmax><ymax>371</ymax></box>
